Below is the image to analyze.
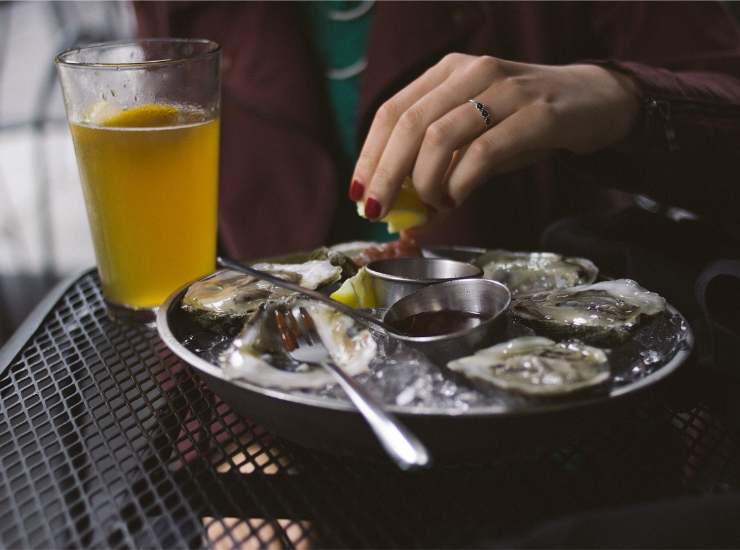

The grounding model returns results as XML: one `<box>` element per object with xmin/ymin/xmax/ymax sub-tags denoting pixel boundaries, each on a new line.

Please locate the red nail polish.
<box><xmin>365</xmin><ymin>197</ymin><xmax>382</xmax><ymax>219</ymax></box>
<box><xmin>348</xmin><ymin>179</ymin><xmax>365</xmax><ymax>202</ymax></box>
<box><xmin>443</xmin><ymin>194</ymin><xmax>456</xmax><ymax>208</ymax></box>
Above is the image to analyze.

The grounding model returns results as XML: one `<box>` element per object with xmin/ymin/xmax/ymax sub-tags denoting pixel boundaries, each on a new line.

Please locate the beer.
<box><xmin>70</xmin><ymin>104</ymin><xmax>219</xmax><ymax>309</ymax></box>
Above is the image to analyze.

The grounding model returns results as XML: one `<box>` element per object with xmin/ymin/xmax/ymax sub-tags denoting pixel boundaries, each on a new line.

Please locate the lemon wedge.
<box><xmin>101</xmin><ymin>104</ymin><xmax>180</xmax><ymax>128</ymax></box>
<box><xmin>86</xmin><ymin>101</ymin><xmax>123</xmax><ymax>125</ymax></box>
<box><xmin>330</xmin><ymin>267</ymin><xmax>376</xmax><ymax>308</ymax></box>
<box><xmin>356</xmin><ymin>177</ymin><xmax>429</xmax><ymax>233</ymax></box>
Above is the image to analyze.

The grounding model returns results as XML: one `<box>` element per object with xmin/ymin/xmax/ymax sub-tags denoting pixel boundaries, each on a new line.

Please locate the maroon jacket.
<box><xmin>136</xmin><ymin>2</ymin><xmax>740</xmax><ymax>259</ymax></box>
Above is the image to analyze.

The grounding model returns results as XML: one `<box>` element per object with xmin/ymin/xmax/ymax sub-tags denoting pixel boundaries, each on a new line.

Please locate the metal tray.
<box><xmin>156</xmin><ymin>256</ymin><xmax>694</xmax><ymax>460</ymax></box>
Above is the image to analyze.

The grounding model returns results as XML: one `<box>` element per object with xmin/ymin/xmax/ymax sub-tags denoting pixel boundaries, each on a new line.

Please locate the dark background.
<box><xmin>1</xmin><ymin>1</ymin><xmax>739</xmax><ymax>347</ymax></box>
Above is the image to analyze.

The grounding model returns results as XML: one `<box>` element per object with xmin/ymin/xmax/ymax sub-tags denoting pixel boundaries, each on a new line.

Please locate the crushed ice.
<box><xmin>184</xmin><ymin>309</ymin><xmax>690</xmax><ymax>413</ymax></box>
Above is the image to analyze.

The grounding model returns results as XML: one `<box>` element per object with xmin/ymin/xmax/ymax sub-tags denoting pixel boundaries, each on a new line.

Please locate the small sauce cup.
<box><xmin>366</xmin><ymin>258</ymin><xmax>483</xmax><ymax>307</ymax></box>
<box><xmin>383</xmin><ymin>278</ymin><xmax>512</xmax><ymax>362</ymax></box>
<box><xmin>421</xmin><ymin>245</ymin><xmax>488</xmax><ymax>263</ymax></box>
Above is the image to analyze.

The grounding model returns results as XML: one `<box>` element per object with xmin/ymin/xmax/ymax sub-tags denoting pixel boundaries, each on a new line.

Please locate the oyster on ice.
<box><xmin>307</xmin><ymin>246</ymin><xmax>359</xmax><ymax>279</ymax></box>
<box><xmin>447</xmin><ymin>336</ymin><xmax>609</xmax><ymax>396</ymax></box>
<box><xmin>250</xmin><ymin>260</ymin><xmax>342</xmax><ymax>289</ymax></box>
<box><xmin>220</xmin><ymin>300</ymin><xmax>376</xmax><ymax>389</ymax></box>
<box><xmin>329</xmin><ymin>241</ymin><xmax>379</xmax><ymax>254</ymax></box>
<box><xmin>182</xmin><ymin>260</ymin><xmax>342</xmax><ymax>332</ymax></box>
<box><xmin>475</xmin><ymin>250</ymin><xmax>598</xmax><ymax>296</ymax></box>
<box><xmin>512</xmin><ymin>279</ymin><xmax>666</xmax><ymax>345</ymax></box>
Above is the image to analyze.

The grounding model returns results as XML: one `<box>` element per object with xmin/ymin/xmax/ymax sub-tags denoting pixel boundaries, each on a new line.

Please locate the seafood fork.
<box><xmin>276</xmin><ymin>306</ymin><xmax>431</xmax><ymax>470</ymax></box>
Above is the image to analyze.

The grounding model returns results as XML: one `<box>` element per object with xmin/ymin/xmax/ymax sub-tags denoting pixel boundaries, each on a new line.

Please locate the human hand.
<box><xmin>349</xmin><ymin>54</ymin><xmax>639</xmax><ymax>218</ymax></box>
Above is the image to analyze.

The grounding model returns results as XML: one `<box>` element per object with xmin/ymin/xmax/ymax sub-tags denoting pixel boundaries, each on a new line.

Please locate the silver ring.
<box><xmin>468</xmin><ymin>99</ymin><xmax>492</xmax><ymax>129</ymax></box>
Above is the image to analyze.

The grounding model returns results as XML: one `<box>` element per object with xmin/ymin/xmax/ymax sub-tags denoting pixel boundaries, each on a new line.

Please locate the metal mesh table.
<box><xmin>1</xmin><ymin>270</ymin><xmax>739</xmax><ymax>549</ymax></box>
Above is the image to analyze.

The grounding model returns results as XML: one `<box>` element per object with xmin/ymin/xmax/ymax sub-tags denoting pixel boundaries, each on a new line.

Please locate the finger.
<box><xmin>364</xmin><ymin>56</ymin><xmax>511</xmax><ymax>217</ymax></box>
<box><xmin>411</xmin><ymin>78</ymin><xmax>528</xmax><ymax>209</ymax></box>
<box><xmin>447</xmin><ymin>103</ymin><xmax>557</xmax><ymax>203</ymax></box>
<box><xmin>488</xmin><ymin>150</ymin><xmax>552</xmax><ymax>176</ymax></box>
<box><xmin>437</xmin><ymin>147</ymin><xmax>467</xmax><ymax>208</ymax></box>
<box><xmin>350</xmin><ymin>53</ymin><xmax>468</xmax><ymax>208</ymax></box>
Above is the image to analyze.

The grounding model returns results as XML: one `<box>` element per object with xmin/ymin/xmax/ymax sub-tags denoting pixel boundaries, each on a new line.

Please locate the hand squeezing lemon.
<box><xmin>333</xmin><ymin>177</ymin><xmax>430</xmax><ymax>308</ymax></box>
<box><xmin>355</xmin><ymin>177</ymin><xmax>430</xmax><ymax>234</ymax></box>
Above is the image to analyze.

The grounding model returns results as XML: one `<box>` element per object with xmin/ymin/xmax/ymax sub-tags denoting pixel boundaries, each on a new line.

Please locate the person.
<box><xmin>136</xmin><ymin>0</ymin><xmax>740</xmax><ymax>379</ymax></box>
<box><xmin>136</xmin><ymin>3</ymin><xmax>740</xmax><ymax>545</ymax></box>
<box><xmin>135</xmin><ymin>1</ymin><xmax>740</xmax><ymax>257</ymax></box>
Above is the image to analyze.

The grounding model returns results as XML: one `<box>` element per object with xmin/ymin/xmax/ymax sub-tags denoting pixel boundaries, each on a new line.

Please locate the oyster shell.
<box><xmin>328</xmin><ymin>241</ymin><xmax>380</xmax><ymax>257</ymax></box>
<box><xmin>250</xmin><ymin>260</ymin><xmax>342</xmax><ymax>289</ymax></box>
<box><xmin>511</xmin><ymin>279</ymin><xmax>666</xmax><ymax>345</ymax></box>
<box><xmin>182</xmin><ymin>260</ymin><xmax>341</xmax><ymax>332</ymax></box>
<box><xmin>476</xmin><ymin>250</ymin><xmax>598</xmax><ymax>296</ymax></box>
<box><xmin>447</xmin><ymin>336</ymin><xmax>609</xmax><ymax>396</ymax></box>
<box><xmin>308</xmin><ymin>246</ymin><xmax>359</xmax><ymax>279</ymax></box>
<box><xmin>220</xmin><ymin>300</ymin><xmax>375</xmax><ymax>389</ymax></box>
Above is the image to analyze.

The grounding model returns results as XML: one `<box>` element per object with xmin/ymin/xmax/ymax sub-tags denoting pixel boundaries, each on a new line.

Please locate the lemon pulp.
<box><xmin>355</xmin><ymin>177</ymin><xmax>429</xmax><ymax>233</ymax></box>
<box><xmin>330</xmin><ymin>267</ymin><xmax>376</xmax><ymax>308</ymax></box>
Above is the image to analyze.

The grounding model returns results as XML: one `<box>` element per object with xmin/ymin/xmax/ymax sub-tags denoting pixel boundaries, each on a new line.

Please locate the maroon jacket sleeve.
<box><xmin>565</xmin><ymin>2</ymin><xmax>740</xmax><ymax>240</ymax></box>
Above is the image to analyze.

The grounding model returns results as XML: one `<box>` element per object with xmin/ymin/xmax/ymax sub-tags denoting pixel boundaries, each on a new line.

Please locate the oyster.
<box><xmin>476</xmin><ymin>250</ymin><xmax>598</xmax><ymax>296</ymax></box>
<box><xmin>182</xmin><ymin>260</ymin><xmax>341</xmax><ymax>332</ymax></box>
<box><xmin>250</xmin><ymin>260</ymin><xmax>342</xmax><ymax>289</ymax></box>
<box><xmin>329</xmin><ymin>241</ymin><xmax>380</xmax><ymax>257</ymax></box>
<box><xmin>308</xmin><ymin>246</ymin><xmax>359</xmax><ymax>279</ymax></box>
<box><xmin>447</xmin><ymin>336</ymin><xmax>609</xmax><ymax>396</ymax></box>
<box><xmin>512</xmin><ymin>279</ymin><xmax>666</xmax><ymax>345</ymax></box>
<box><xmin>221</xmin><ymin>300</ymin><xmax>375</xmax><ymax>389</ymax></box>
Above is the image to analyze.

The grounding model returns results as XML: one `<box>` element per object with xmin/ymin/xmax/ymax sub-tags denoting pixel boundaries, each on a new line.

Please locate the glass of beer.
<box><xmin>56</xmin><ymin>39</ymin><xmax>220</xmax><ymax>322</ymax></box>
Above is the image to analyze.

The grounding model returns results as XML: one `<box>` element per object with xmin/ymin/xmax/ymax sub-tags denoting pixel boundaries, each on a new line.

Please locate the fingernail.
<box><xmin>443</xmin><ymin>194</ymin><xmax>456</xmax><ymax>208</ymax></box>
<box><xmin>365</xmin><ymin>197</ymin><xmax>382</xmax><ymax>219</ymax></box>
<box><xmin>348</xmin><ymin>179</ymin><xmax>365</xmax><ymax>202</ymax></box>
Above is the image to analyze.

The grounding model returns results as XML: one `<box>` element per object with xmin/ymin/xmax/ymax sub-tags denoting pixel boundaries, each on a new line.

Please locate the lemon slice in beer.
<box><xmin>100</xmin><ymin>104</ymin><xmax>180</xmax><ymax>128</ymax></box>
<box><xmin>330</xmin><ymin>267</ymin><xmax>376</xmax><ymax>308</ymax></box>
<box><xmin>356</xmin><ymin>177</ymin><xmax>429</xmax><ymax>233</ymax></box>
<box><xmin>85</xmin><ymin>101</ymin><xmax>124</xmax><ymax>125</ymax></box>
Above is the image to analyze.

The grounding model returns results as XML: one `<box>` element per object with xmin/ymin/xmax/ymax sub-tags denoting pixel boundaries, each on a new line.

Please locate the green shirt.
<box><xmin>304</xmin><ymin>1</ymin><xmax>393</xmax><ymax>243</ymax></box>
